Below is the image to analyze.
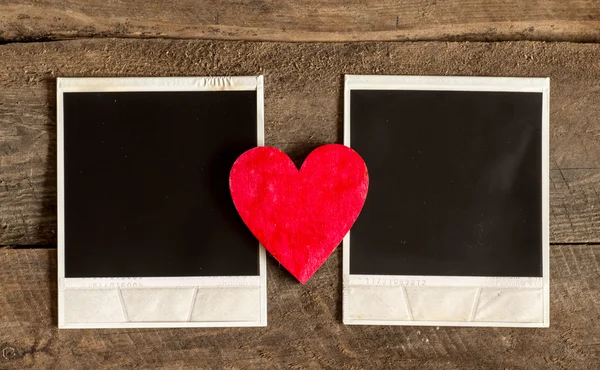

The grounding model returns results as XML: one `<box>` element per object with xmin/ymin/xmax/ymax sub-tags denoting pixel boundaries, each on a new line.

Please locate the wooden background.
<box><xmin>1</xmin><ymin>1</ymin><xmax>600</xmax><ymax>369</ymax></box>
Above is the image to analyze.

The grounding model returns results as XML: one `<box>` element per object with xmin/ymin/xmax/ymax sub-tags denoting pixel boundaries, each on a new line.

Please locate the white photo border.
<box><xmin>343</xmin><ymin>75</ymin><xmax>550</xmax><ymax>327</ymax></box>
<box><xmin>57</xmin><ymin>76</ymin><xmax>267</xmax><ymax>329</ymax></box>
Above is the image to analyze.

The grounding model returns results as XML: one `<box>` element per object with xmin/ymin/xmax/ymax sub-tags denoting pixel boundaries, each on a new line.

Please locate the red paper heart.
<box><xmin>229</xmin><ymin>144</ymin><xmax>369</xmax><ymax>284</ymax></box>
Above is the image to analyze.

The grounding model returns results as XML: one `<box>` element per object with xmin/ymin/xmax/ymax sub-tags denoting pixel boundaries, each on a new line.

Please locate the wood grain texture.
<box><xmin>0</xmin><ymin>1</ymin><xmax>600</xmax><ymax>43</ymax></box>
<box><xmin>1</xmin><ymin>39</ymin><xmax>599</xmax><ymax>246</ymax></box>
<box><xmin>0</xmin><ymin>245</ymin><xmax>598</xmax><ymax>369</ymax></box>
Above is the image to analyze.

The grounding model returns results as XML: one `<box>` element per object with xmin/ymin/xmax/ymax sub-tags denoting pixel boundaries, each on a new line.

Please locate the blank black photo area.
<box><xmin>63</xmin><ymin>90</ymin><xmax>259</xmax><ymax>278</ymax></box>
<box><xmin>350</xmin><ymin>89</ymin><xmax>543</xmax><ymax>278</ymax></box>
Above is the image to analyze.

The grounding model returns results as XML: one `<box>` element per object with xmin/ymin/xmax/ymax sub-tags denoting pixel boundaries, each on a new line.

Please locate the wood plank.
<box><xmin>1</xmin><ymin>39</ymin><xmax>599</xmax><ymax>245</ymax></box>
<box><xmin>0</xmin><ymin>245</ymin><xmax>598</xmax><ymax>369</ymax></box>
<box><xmin>1</xmin><ymin>1</ymin><xmax>600</xmax><ymax>43</ymax></box>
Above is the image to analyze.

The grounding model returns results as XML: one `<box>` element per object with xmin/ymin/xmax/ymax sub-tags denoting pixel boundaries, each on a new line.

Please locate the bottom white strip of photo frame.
<box><xmin>344</xmin><ymin>274</ymin><xmax>547</xmax><ymax>327</ymax></box>
<box><xmin>59</xmin><ymin>276</ymin><xmax>264</xmax><ymax>329</ymax></box>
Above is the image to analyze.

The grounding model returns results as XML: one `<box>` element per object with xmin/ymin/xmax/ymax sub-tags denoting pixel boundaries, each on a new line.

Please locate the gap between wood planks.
<box><xmin>1</xmin><ymin>243</ymin><xmax>599</xmax><ymax>250</ymax></box>
<box><xmin>0</xmin><ymin>245</ymin><xmax>56</xmax><ymax>249</ymax></box>
<box><xmin>2</xmin><ymin>36</ymin><xmax>600</xmax><ymax>47</ymax></box>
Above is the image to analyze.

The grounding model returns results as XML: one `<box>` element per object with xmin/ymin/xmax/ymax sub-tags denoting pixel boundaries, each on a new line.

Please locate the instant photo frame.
<box><xmin>343</xmin><ymin>75</ymin><xmax>550</xmax><ymax>327</ymax></box>
<box><xmin>57</xmin><ymin>76</ymin><xmax>267</xmax><ymax>328</ymax></box>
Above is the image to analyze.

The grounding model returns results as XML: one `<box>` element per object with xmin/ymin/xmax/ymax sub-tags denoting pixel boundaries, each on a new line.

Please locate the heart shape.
<box><xmin>229</xmin><ymin>144</ymin><xmax>369</xmax><ymax>283</ymax></box>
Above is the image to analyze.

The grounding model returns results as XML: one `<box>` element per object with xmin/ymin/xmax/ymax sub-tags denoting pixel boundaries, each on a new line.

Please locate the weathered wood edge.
<box><xmin>1</xmin><ymin>2</ymin><xmax>600</xmax><ymax>43</ymax></box>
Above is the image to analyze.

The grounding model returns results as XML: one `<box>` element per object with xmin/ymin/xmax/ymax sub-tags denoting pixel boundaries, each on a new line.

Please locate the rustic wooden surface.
<box><xmin>2</xmin><ymin>2</ymin><xmax>600</xmax><ymax>368</ymax></box>
<box><xmin>0</xmin><ymin>245</ymin><xmax>599</xmax><ymax>369</ymax></box>
<box><xmin>1</xmin><ymin>40</ymin><xmax>600</xmax><ymax>246</ymax></box>
<box><xmin>1</xmin><ymin>0</ymin><xmax>600</xmax><ymax>42</ymax></box>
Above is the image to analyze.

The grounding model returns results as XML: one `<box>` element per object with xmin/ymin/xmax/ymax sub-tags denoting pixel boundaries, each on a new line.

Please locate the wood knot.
<box><xmin>2</xmin><ymin>346</ymin><xmax>17</xmax><ymax>360</ymax></box>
